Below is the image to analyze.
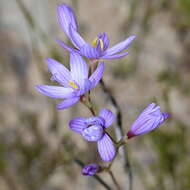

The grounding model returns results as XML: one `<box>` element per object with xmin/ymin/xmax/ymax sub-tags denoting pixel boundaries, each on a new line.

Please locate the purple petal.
<box><xmin>157</xmin><ymin>112</ymin><xmax>170</xmax><ymax>126</ymax></box>
<box><xmin>130</xmin><ymin>104</ymin><xmax>160</xmax><ymax>133</ymax></box>
<box><xmin>97</xmin><ymin>134</ymin><xmax>116</xmax><ymax>162</ymax></box>
<box><xmin>46</xmin><ymin>58</ymin><xmax>71</xmax><ymax>86</ymax></box>
<box><xmin>96</xmin><ymin>40</ymin><xmax>104</xmax><ymax>54</ymax></box>
<box><xmin>133</xmin><ymin>117</ymin><xmax>160</xmax><ymax>135</ymax></box>
<box><xmin>134</xmin><ymin>103</ymin><xmax>160</xmax><ymax>125</ymax></box>
<box><xmin>83</xmin><ymin>79</ymin><xmax>93</xmax><ymax>92</ymax></box>
<box><xmin>98</xmin><ymin>32</ymin><xmax>109</xmax><ymax>50</ymax></box>
<box><xmin>69</xmin><ymin>117</ymin><xmax>86</xmax><ymax>134</ymax></box>
<box><xmin>56</xmin><ymin>96</ymin><xmax>80</xmax><ymax>109</ymax></box>
<box><xmin>104</xmin><ymin>35</ymin><xmax>136</xmax><ymax>56</ymax></box>
<box><xmin>35</xmin><ymin>85</ymin><xmax>74</xmax><ymax>98</ymax></box>
<box><xmin>85</xmin><ymin>116</ymin><xmax>105</xmax><ymax>126</ymax></box>
<box><xmin>89</xmin><ymin>62</ymin><xmax>105</xmax><ymax>88</ymax></box>
<box><xmin>99</xmin><ymin>109</ymin><xmax>115</xmax><ymax>128</ymax></box>
<box><xmin>82</xmin><ymin>125</ymin><xmax>104</xmax><ymax>141</ymax></box>
<box><xmin>69</xmin><ymin>24</ymin><xmax>86</xmax><ymax>49</ymax></box>
<box><xmin>56</xmin><ymin>39</ymin><xmax>77</xmax><ymax>53</ymax></box>
<box><xmin>70</xmin><ymin>52</ymin><xmax>89</xmax><ymax>88</ymax></box>
<box><xmin>101</xmin><ymin>51</ymin><xmax>129</xmax><ymax>59</ymax></box>
<box><xmin>140</xmin><ymin>103</ymin><xmax>157</xmax><ymax>115</ymax></box>
<box><xmin>57</xmin><ymin>4</ymin><xmax>78</xmax><ymax>39</ymax></box>
<box><xmin>82</xmin><ymin>163</ymin><xmax>100</xmax><ymax>176</ymax></box>
<box><xmin>77</xmin><ymin>79</ymin><xmax>93</xmax><ymax>95</ymax></box>
<box><xmin>80</xmin><ymin>44</ymin><xmax>102</xmax><ymax>59</ymax></box>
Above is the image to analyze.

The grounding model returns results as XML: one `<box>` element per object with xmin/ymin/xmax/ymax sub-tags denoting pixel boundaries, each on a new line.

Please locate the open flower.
<box><xmin>82</xmin><ymin>163</ymin><xmax>100</xmax><ymax>176</ymax></box>
<box><xmin>35</xmin><ymin>52</ymin><xmax>104</xmax><ymax>109</ymax></box>
<box><xmin>69</xmin><ymin>109</ymin><xmax>116</xmax><ymax>162</ymax></box>
<box><xmin>57</xmin><ymin>4</ymin><xmax>136</xmax><ymax>60</ymax></box>
<box><xmin>127</xmin><ymin>103</ymin><xmax>170</xmax><ymax>138</ymax></box>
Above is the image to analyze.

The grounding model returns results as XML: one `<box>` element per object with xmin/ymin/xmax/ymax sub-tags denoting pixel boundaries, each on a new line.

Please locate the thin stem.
<box><xmin>108</xmin><ymin>170</ymin><xmax>121</xmax><ymax>190</ymax></box>
<box><xmin>116</xmin><ymin>136</ymin><xmax>128</xmax><ymax>148</ymax></box>
<box><xmin>88</xmin><ymin>60</ymin><xmax>132</xmax><ymax>189</ymax></box>
<box><xmin>80</xmin><ymin>95</ymin><xmax>96</xmax><ymax>116</ymax></box>
<box><xmin>83</xmin><ymin>101</ymin><xmax>96</xmax><ymax>116</ymax></box>
<box><xmin>87</xmin><ymin>93</ymin><xmax>96</xmax><ymax>116</ymax></box>
<box><xmin>89</xmin><ymin>106</ymin><xmax>96</xmax><ymax>116</ymax></box>
<box><xmin>85</xmin><ymin>60</ymin><xmax>100</xmax><ymax>116</ymax></box>
<box><xmin>107</xmin><ymin>151</ymin><xmax>117</xmax><ymax>170</ymax></box>
<box><xmin>100</xmin><ymin>79</ymin><xmax>133</xmax><ymax>190</ymax></box>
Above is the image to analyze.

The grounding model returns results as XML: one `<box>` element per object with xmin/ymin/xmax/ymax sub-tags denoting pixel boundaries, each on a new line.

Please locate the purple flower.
<box><xmin>69</xmin><ymin>109</ymin><xmax>116</xmax><ymax>162</ymax></box>
<box><xmin>57</xmin><ymin>4</ymin><xmax>136</xmax><ymax>60</ymax></box>
<box><xmin>82</xmin><ymin>163</ymin><xmax>100</xmax><ymax>176</ymax></box>
<box><xmin>127</xmin><ymin>103</ymin><xmax>170</xmax><ymax>138</ymax></box>
<box><xmin>35</xmin><ymin>52</ymin><xmax>104</xmax><ymax>109</ymax></box>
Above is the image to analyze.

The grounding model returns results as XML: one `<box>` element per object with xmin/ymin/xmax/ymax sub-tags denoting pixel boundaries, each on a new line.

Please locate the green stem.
<box><xmin>80</xmin><ymin>94</ymin><xmax>96</xmax><ymax>116</ymax></box>
<box><xmin>116</xmin><ymin>136</ymin><xmax>128</xmax><ymax>148</ymax></box>
<box><xmin>87</xmin><ymin>103</ymin><xmax>96</xmax><ymax>116</ymax></box>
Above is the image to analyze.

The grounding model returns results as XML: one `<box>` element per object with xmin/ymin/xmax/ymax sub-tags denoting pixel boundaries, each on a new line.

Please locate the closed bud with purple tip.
<box><xmin>127</xmin><ymin>103</ymin><xmax>170</xmax><ymax>138</ymax></box>
<box><xmin>82</xmin><ymin>163</ymin><xmax>100</xmax><ymax>176</ymax></box>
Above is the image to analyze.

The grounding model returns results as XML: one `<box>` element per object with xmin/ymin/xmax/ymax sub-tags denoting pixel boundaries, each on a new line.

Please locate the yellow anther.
<box><xmin>92</xmin><ymin>37</ymin><xmax>104</xmax><ymax>50</ymax></box>
<box><xmin>99</xmin><ymin>39</ymin><xmax>104</xmax><ymax>50</ymax></box>
<box><xmin>68</xmin><ymin>80</ymin><xmax>78</xmax><ymax>89</ymax></box>
<box><xmin>92</xmin><ymin>37</ymin><xmax>98</xmax><ymax>47</ymax></box>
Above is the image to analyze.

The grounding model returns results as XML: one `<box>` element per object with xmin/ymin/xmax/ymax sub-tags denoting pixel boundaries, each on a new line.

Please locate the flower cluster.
<box><xmin>35</xmin><ymin>3</ymin><xmax>170</xmax><ymax>177</ymax></box>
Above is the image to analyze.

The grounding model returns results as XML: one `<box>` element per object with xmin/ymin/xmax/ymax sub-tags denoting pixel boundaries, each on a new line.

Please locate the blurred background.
<box><xmin>0</xmin><ymin>0</ymin><xmax>190</xmax><ymax>189</ymax></box>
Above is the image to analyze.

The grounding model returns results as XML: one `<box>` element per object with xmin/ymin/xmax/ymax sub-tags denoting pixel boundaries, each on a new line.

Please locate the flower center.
<box><xmin>82</xmin><ymin>125</ymin><xmax>104</xmax><ymax>141</ymax></box>
<box><xmin>68</xmin><ymin>80</ymin><xmax>79</xmax><ymax>89</ymax></box>
<box><xmin>92</xmin><ymin>37</ymin><xmax>104</xmax><ymax>50</ymax></box>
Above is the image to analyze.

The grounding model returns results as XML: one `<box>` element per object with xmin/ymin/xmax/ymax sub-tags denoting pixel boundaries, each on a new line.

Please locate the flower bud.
<box><xmin>127</xmin><ymin>103</ymin><xmax>170</xmax><ymax>138</ymax></box>
<box><xmin>82</xmin><ymin>163</ymin><xmax>100</xmax><ymax>176</ymax></box>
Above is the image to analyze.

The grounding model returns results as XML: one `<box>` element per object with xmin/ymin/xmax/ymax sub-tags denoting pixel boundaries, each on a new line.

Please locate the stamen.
<box><xmin>99</xmin><ymin>39</ymin><xmax>104</xmax><ymax>50</ymax></box>
<box><xmin>92</xmin><ymin>37</ymin><xmax>104</xmax><ymax>50</ymax></box>
<box><xmin>68</xmin><ymin>80</ymin><xmax>79</xmax><ymax>89</ymax></box>
<box><xmin>92</xmin><ymin>37</ymin><xmax>98</xmax><ymax>47</ymax></box>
